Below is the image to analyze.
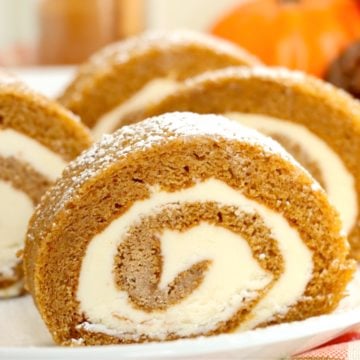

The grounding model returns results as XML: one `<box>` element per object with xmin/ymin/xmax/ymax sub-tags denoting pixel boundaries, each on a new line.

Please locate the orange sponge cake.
<box><xmin>118</xmin><ymin>67</ymin><xmax>360</xmax><ymax>260</ymax></box>
<box><xmin>24</xmin><ymin>112</ymin><xmax>354</xmax><ymax>346</ymax></box>
<box><xmin>58</xmin><ymin>30</ymin><xmax>260</xmax><ymax>138</ymax></box>
<box><xmin>0</xmin><ymin>71</ymin><xmax>91</xmax><ymax>297</ymax></box>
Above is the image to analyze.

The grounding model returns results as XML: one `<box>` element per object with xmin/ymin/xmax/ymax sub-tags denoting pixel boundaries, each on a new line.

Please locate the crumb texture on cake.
<box><xmin>24</xmin><ymin>113</ymin><xmax>354</xmax><ymax>345</ymax></box>
<box><xmin>119</xmin><ymin>66</ymin><xmax>360</xmax><ymax>259</ymax></box>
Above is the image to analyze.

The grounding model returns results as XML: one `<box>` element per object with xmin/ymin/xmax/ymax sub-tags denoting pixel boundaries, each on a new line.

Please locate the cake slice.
<box><xmin>118</xmin><ymin>67</ymin><xmax>360</xmax><ymax>260</ymax></box>
<box><xmin>24</xmin><ymin>112</ymin><xmax>354</xmax><ymax>345</ymax></box>
<box><xmin>0</xmin><ymin>71</ymin><xmax>91</xmax><ymax>297</ymax></box>
<box><xmin>58</xmin><ymin>30</ymin><xmax>260</xmax><ymax>138</ymax></box>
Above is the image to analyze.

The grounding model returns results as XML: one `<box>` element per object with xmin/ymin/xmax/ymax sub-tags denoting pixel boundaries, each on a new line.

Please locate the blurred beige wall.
<box><xmin>147</xmin><ymin>0</ymin><xmax>240</xmax><ymax>31</ymax></box>
<box><xmin>0</xmin><ymin>0</ymin><xmax>38</xmax><ymax>64</ymax></box>
<box><xmin>0</xmin><ymin>0</ymin><xmax>242</xmax><ymax>65</ymax></box>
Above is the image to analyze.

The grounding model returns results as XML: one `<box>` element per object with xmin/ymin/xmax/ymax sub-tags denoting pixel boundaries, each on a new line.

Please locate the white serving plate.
<box><xmin>0</xmin><ymin>269</ymin><xmax>359</xmax><ymax>360</ymax></box>
<box><xmin>0</xmin><ymin>305</ymin><xmax>359</xmax><ymax>360</ymax></box>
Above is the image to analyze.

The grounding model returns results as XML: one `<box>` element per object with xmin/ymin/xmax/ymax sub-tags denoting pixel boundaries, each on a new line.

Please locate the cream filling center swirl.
<box><xmin>77</xmin><ymin>179</ymin><xmax>313</xmax><ymax>339</ymax></box>
<box><xmin>226</xmin><ymin>113</ymin><xmax>358</xmax><ymax>235</ymax></box>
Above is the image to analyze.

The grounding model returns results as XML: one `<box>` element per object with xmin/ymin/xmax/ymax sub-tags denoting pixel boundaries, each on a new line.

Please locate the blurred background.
<box><xmin>1</xmin><ymin>0</ymin><xmax>360</xmax><ymax>95</ymax></box>
<box><xmin>0</xmin><ymin>0</ymin><xmax>239</xmax><ymax>66</ymax></box>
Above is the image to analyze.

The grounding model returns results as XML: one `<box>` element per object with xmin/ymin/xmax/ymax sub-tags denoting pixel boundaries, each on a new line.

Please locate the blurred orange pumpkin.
<box><xmin>211</xmin><ymin>0</ymin><xmax>360</xmax><ymax>77</ymax></box>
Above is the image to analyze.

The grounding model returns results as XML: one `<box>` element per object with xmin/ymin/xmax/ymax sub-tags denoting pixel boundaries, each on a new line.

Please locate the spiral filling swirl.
<box><xmin>77</xmin><ymin>178</ymin><xmax>313</xmax><ymax>340</ymax></box>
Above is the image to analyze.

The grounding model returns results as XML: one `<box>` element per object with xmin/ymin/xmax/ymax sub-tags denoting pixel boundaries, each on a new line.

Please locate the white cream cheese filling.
<box><xmin>0</xmin><ymin>180</ymin><xmax>34</xmax><ymax>277</ymax></box>
<box><xmin>0</xmin><ymin>128</ymin><xmax>67</xmax><ymax>279</ymax></box>
<box><xmin>226</xmin><ymin>113</ymin><xmax>358</xmax><ymax>235</ymax></box>
<box><xmin>0</xmin><ymin>128</ymin><xmax>67</xmax><ymax>181</ymax></box>
<box><xmin>92</xmin><ymin>78</ymin><xmax>179</xmax><ymax>139</ymax></box>
<box><xmin>77</xmin><ymin>178</ymin><xmax>313</xmax><ymax>339</ymax></box>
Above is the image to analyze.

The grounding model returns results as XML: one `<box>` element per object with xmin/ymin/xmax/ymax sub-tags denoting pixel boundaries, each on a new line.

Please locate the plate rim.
<box><xmin>1</xmin><ymin>307</ymin><xmax>360</xmax><ymax>359</ymax></box>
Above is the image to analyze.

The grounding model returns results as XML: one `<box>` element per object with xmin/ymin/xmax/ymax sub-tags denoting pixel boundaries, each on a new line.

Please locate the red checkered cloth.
<box><xmin>293</xmin><ymin>332</ymin><xmax>360</xmax><ymax>359</ymax></box>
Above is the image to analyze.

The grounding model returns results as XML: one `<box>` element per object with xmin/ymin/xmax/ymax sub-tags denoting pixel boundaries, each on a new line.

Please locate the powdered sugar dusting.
<box><xmin>183</xmin><ymin>66</ymin><xmax>360</xmax><ymax>120</ymax></box>
<box><xmin>66</xmin><ymin>111</ymin><xmax>301</xmax><ymax>193</ymax></box>
<box><xmin>29</xmin><ymin>111</ymin><xmax>315</xmax><ymax>239</ymax></box>
<box><xmin>185</xmin><ymin>66</ymin><xmax>305</xmax><ymax>87</ymax></box>
<box><xmin>87</xmin><ymin>30</ymin><xmax>260</xmax><ymax>73</ymax></box>
<box><xmin>184</xmin><ymin>66</ymin><xmax>324</xmax><ymax>91</ymax></box>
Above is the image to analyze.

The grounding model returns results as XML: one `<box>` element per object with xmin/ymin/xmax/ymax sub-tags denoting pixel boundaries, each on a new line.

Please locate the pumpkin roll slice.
<box><xmin>119</xmin><ymin>67</ymin><xmax>360</xmax><ymax>260</ymax></box>
<box><xmin>0</xmin><ymin>71</ymin><xmax>91</xmax><ymax>298</ymax></box>
<box><xmin>58</xmin><ymin>30</ymin><xmax>260</xmax><ymax>138</ymax></box>
<box><xmin>24</xmin><ymin>112</ymin><xmax>354</xmax><ymax>346</ymax></box>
